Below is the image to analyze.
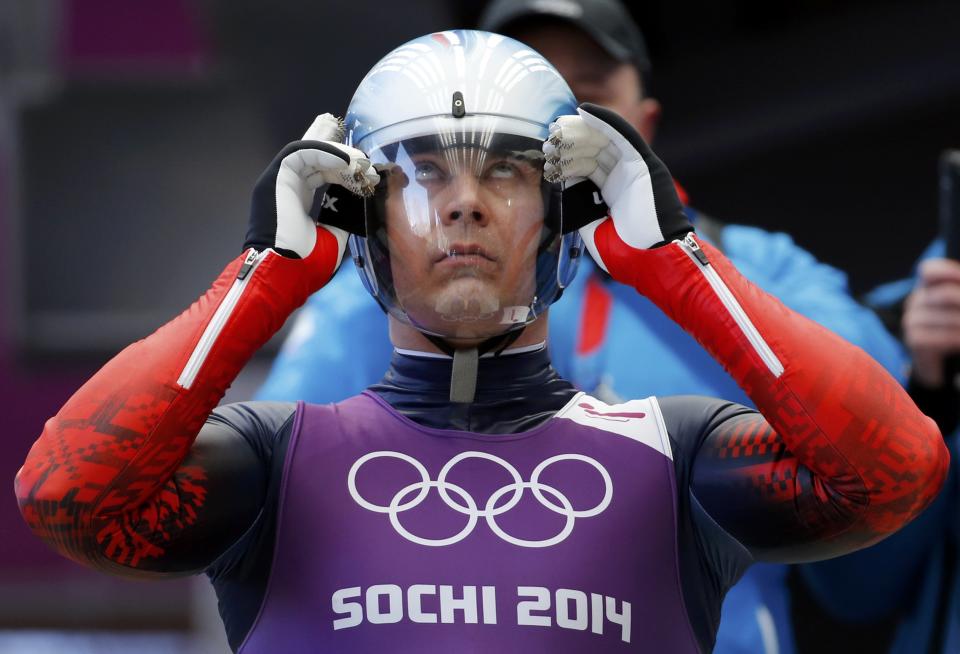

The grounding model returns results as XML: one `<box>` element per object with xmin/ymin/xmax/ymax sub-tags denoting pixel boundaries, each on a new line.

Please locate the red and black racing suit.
<box><xmin>14</xmin><ymin>237</ymin><xmax>949</xmax><ymax>652</ymax></box>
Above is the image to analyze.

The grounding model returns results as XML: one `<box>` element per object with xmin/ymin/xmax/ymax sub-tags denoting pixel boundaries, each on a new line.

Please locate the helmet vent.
<box><xmin>452</xmin><ymin>91</ymin><xmax>466</xmax><ymax>118</ymax></box>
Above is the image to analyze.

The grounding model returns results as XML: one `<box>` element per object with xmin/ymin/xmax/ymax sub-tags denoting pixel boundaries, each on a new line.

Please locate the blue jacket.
<box><xmin>257</xmin><ymin>221</ymin><xmax>913</xmax><ymax>653</ymax></box>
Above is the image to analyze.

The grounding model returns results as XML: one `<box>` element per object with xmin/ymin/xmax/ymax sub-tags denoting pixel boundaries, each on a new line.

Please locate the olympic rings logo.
<box><xmin>347</xmin><ymin>451</ymin><xmax>613</xmax><ymax>548</ymax></box>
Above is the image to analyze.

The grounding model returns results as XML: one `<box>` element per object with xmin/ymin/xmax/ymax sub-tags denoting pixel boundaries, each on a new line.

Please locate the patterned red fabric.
<box><xmin>15</xmin><ymin>228</ymin><xmax>342</xmax><ymax>571</ymax></box>
<box><xmin>593</xmin><ymin>221</ymin><xmax>949</xmax><ymax>553</ymax></box>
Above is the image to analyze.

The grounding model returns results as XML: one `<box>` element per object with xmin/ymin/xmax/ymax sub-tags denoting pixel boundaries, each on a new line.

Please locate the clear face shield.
<box><xmin>349</xmin><ymin>116</ymin><xmax>581</xmax><ymax>342</ymax></box>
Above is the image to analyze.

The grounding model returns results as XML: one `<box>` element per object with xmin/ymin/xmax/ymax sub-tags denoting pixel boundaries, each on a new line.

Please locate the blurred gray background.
<box><xmin>1</xmin><ymin>0</ymin><xmax>959</xmax><ymax>651</ymax></box>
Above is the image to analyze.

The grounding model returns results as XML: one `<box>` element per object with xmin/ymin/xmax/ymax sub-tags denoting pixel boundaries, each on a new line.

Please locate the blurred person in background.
<box><xmin>13</xmin><ymin>26</ymin><xmax>949</xmax><ymax>653</ymax></box>
<box><xmin>868</xmin><ymin>239</ymin><xmax>960</xmax><ymax>433</ymax></box>
<box><xmin>251</xmin><ymin>1</ymin><xmax>955</xmax><ymax>653</ymax></box>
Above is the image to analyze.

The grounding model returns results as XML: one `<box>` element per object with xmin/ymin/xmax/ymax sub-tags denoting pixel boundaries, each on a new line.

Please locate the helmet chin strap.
<box><xmin>423</xmin><ymin>329</ymin><xmax>526</xmax><ymax>403</ymax></box>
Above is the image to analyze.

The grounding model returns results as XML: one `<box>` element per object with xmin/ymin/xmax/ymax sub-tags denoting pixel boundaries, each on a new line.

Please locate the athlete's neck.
<box><xmin>393</xmin><ymin>341</ymin><xmax>548</xmax><ymax>360</ymax></box>
<box><xmin>388</xmin><ymin>314</ymin><xmax>550</xmax><ymax>355</ymax></box>
<box><xmin>369</xmin><ymin>342</ymin><xmax>577</xmax><ymax>434</ymax></box>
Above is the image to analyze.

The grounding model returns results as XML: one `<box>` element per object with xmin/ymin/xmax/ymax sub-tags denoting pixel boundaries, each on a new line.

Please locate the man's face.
<box><xmin>383</xmin><ymin>144</ymin><xmax>546</xmax><ymax>340</ymax></box>
<box><xmin>510</xmin><ymin>22</ymin><xmax>659</xmax><ymax>143</ymax></box>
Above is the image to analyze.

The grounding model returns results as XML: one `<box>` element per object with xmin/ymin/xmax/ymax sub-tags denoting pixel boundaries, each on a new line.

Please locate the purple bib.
<box><xmin>239</xmin><ymin>391</ymin><xmax>699</xmax><ymax>653</ymax></box>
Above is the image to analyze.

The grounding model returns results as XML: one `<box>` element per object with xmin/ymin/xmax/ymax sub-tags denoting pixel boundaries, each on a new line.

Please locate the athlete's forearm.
<box><xmin>613</xmin><ymin>232</ymin><xmax>949</xmax><ymax>558</ymax></box>
<box><xmin>14</xmin><ymin>245</ymin><xmax>334</xmax><ymax>573</ymax></box>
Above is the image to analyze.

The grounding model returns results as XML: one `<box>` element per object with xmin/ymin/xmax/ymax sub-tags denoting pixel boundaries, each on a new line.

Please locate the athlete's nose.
<box><xmin>441</xmin><ymin>174</ymin><xmax>488</xmax><ymax>227</ymax></box>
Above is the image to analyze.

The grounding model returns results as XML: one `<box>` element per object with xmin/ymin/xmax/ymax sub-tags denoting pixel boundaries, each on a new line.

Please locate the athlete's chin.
<box><xmin>436</xmin><ymin>284</ymin><xmax>499</xmax><ymax>328</ymax></box>
<box><xmin>397</xmin><ymin>283</ymin><xmax>497</xmax><ymax>338</ymax></box>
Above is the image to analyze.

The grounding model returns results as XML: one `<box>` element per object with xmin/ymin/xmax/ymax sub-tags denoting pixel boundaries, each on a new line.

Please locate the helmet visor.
<box><xmin>352</xmin><ymin>117</ymin><xmax>570</xmax><ymax>341</ymax></box>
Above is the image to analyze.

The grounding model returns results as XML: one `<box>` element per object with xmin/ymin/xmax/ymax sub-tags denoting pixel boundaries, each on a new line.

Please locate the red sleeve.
<box><xmin>14</xmin><ymin>231</ymin><xmax>341</xmax><ymax>574</ymax></box>
<box><xmin>597</xmin><ymin>226</ymin><xmax>949</xmax><ymax>557</ymax></box>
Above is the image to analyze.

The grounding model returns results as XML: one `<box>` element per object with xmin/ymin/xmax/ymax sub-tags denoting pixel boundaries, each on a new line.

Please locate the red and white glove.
<box><xmin>245</xmin><ymin>113</ymin><xmax>379</xmax><ymax>289</ymax></box>
<box><xmin>544</xmin><ymin>102</ymin><xmax>692</xmax><ymax>285</ymax></box>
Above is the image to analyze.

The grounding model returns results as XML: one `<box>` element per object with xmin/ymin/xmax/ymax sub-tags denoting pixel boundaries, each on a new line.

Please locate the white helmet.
<box><xmin>345</xmin><ymin>29</ymin><xmax>582</xmax><ymax>346</ymax></box>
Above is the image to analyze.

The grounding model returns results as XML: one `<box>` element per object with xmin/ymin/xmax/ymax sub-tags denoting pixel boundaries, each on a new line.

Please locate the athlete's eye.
<box><xmin>414</xmin><ymin>161</ymin><xmax>443</xmax><ymax>182</ymax></box>
<box><xmin>487</xmin><ymin>161</ymin><xmax>519</xmax><ymax>179</ymax></box>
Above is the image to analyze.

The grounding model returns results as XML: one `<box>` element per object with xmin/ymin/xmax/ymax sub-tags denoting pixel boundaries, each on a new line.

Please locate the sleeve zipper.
<box><xmin>176</xmin><ymin>248</ymin><xmax>270</xmax><ymax>389</ymax></box>
<box><xmin>678</xmin><ymin>234</ymin><xmax>784</xmax><ymax>378</ymax></box>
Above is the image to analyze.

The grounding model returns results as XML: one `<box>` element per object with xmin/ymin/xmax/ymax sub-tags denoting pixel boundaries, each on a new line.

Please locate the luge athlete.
<box><xmin>15</xmin><ymin>30</ymin><xmax>948</xmax><ymax>653</ymax></box>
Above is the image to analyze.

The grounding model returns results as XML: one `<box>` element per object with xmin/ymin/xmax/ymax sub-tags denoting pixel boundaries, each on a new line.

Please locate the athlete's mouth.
<box><xmin>434</xmin><ymin>243</ymin><xmax>497</xmax><ymax>264</ymax></box>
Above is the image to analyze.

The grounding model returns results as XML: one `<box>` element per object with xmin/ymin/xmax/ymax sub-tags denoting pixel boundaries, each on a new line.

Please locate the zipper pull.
<box><xmin>684</xmin><ymin>233</ymin><xmax>710</xmax><ymax>266</ymax></box>
<box><xmin>237</xmin><ymin>249</ymin><xmax>260</xmax><ymax>280</ymax></box>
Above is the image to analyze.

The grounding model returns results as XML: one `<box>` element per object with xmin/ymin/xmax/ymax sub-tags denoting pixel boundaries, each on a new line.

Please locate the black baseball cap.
<box><xmin>479</xmin><ymin>0</ymin><xmax>651</xmax><ymax>72</ymax></box>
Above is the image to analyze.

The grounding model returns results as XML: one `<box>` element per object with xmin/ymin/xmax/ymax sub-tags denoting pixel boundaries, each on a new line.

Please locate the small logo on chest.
<box><xmin>347</xmin><ymin>451</ymin><xmax>613</xmax><ymax>548</ymax></box>
<box><xmin>578</xmin><ymin>402</ymin><xmax>646</xmax><ymax>422</ymax></box>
